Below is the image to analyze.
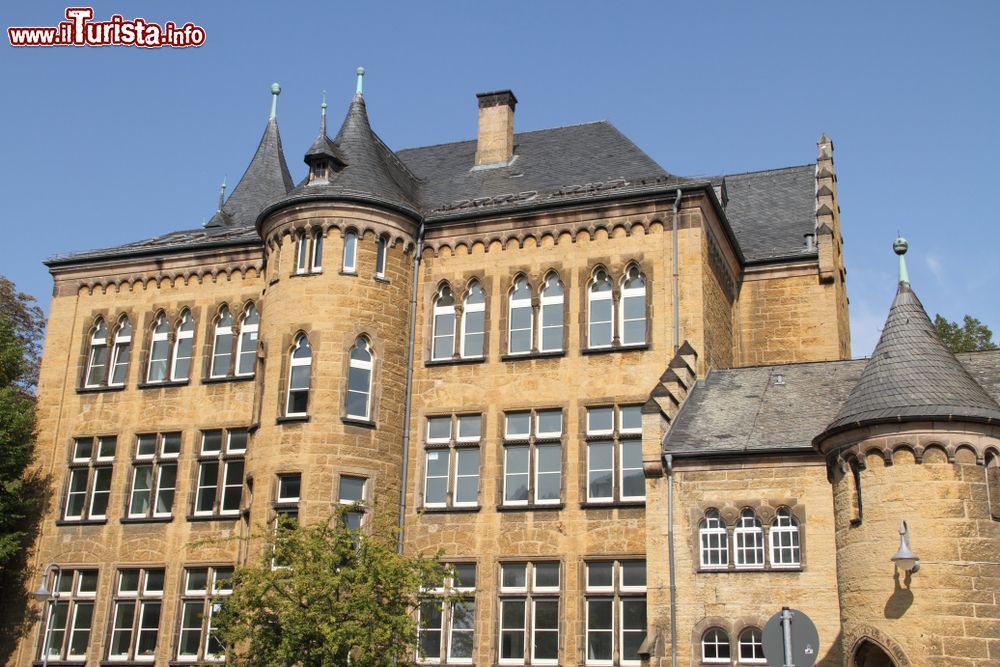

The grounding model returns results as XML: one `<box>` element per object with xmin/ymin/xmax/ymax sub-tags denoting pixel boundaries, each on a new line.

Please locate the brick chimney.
<box><xmin>475</xmin><ymin>90</ymin><xmax>517</xmax><ymax>166</ymax></box>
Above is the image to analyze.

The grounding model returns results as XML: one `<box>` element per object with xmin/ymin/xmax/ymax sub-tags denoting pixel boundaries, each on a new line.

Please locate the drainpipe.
<box><xmin>665</xmin><ymin>453</ymin><xmax>677</xmax><ymax>667</ymax></box>
<box><xmin>672</xmin><ymin>189</ymin><xmax>682</xmax><ymax>352</ymax></box>
<box><xmin>397</xmin><ymin>224</ymin><xmax>425</xmax><ymax>552</ymax></box>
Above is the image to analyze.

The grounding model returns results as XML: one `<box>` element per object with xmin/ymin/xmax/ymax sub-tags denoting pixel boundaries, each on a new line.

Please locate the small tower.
<box><xmin>304</xmin><ymin>92</ymin><xmax>345</xmax><ymax>183</ymax></box>
<box><xmin>814</xmin><ymin>239</ymin><xmax>1000</xmax><ymax>666</ymax></box>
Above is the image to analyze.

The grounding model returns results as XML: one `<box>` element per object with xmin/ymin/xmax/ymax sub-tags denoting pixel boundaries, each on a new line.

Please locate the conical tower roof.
<box><xmin>207</xmin><ymin>114</ymin><xmax>294</xmax><ymax>228</ymax></box>
<box><xmin>817</xmin><ymin>242</ymin><xmax>1000</xmax><ymax>440</ymax></box>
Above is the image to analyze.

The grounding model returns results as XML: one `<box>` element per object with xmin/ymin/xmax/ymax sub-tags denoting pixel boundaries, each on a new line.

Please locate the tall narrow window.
<box><xmin>342</xmin><ymin>230</ymin><xmax>358</xmax><ymax>273</ymax></box>
<box><xmin>84</xmin><ymin>319</ymin><xmax>109</xmax><ymax>388</ymax></box>
<box><xmin>146</xmin><ymin>314</ymin><xmax>170</xmax><ymax>383</ymax></box>
<box><xmin>701</xmin><ymin>628</ymin><xmax>731</xmax><ymax>664</ymax></box>
<box><xmin>63</xmin><ymin>436</ymin><xmax>116</xmax><ymax>522</ymax></box>
<box><xmin>699</xmin><ymin>510</ymin><xmax>729</xmax><ymax>569</ymax></box>
<box><xmin>585</xmin><ymin>406</ymin><xmax>644</xmax><ymax>503</ymax></box>
<box><xmin>37</xmin><ymin>568</ymin><xmax>98</xmax><ymax>662</ymax></box>
<box><xmin>170</xmin><ymin>310</ymin><xmax>194</xmax><ymax>382</ymax></box>
<box><xmin>107</xmin><ymin>568</ymin><xmax>164</xmax><ymax>661</ymax></box>
<box><xmin>584</xmin><ymin>560</ymin><xmax>646</xmax><ymax>665</ymax></box>
<box><xmin>108</xmin><ymin>317</ymin><xmax>132</xmax><ymax>387</ymax></box>
<box><xmin>193</xmin><ymin>429</ymin><xmax>248</xmax><ymax>517</ymax></box>
<box><xmin>296</xmin><ymin>231</ymin><xmax>308</xmax><ymax>274</ymax></box>
<box><xmin>538</xmin><ymin>273</ymin><xmax>564</xmax><ymax>353</ymax></box>
<box><xmin>769</xmin><ymin>508</ymin><xmax>801</xmax><ymax>568</ymax></box>
<box><xmin>588</xmin><ymin>270</ymin><xmax>613</xmax><ymax>348</ymax></box>
<box><xmin>508</xmin><ymin>277</ymin><xmax>533</xmax><ymax>355</ymax></box>
<box><xmin>346</xmin><ymin>337</ymin><xmax>373</xmax><ymax>420</ymax></box>
<box><xmin>210</xmin><ymin>307</ymin><xmax>234</xmax><ymax>379</ymax></box>
<box><xmin>338</xmin><ymin>476</ymin><xmax>367</xmax><ymax>530</ymax></box>
<box><xmin>375</xmin><ymin>235</ymin><xmax>388</xmax><ymax>278</ymax></box>
<box><xmin>423</xmin><ymin>414</ymin><xmax>482</xmax><ymax>509</ymax></box>
<box><xmin>127</xmin><ymin>433</ymin><xmax>181</xmax><ymax>519</ymax></box>
<box><xmin>418</xmin><ymin>563</ymin><xmax>477</xmax><ymax>664</ymax></box>
<box><xmin>499</xmin><ymin>562</ymin><xmax>559</xmax><ymax>665</ymax></box>
<box><xmin>235</xmin><ymin>304</ymin><xmax>259</xmax><ymax>377</ymax></box>
<box><xmin>311</xmin><ymin>230</ymin><xmax>324</xmax><ymax>272</ymax></box>
<box><xmin>619</xmin><ymin>265</ymin><xmax>646</xmax><ymax>346</ymax></box>
<box><xmin>432</xmin><ymin>285</ymin><xmax>456</xmax><ymax>360</ymax></box>
<box><xmin>461</xmin><ymin>281</ymin><xmax>486</xmax><ymax>358</ymax></box>
<box><xmin>272</xmin><ymin>473</ymin><xmax>301</xmax><ymax>569</ymax></box>
<box><xmin>286</xmin><ymin>335</ymin><xmax>312</xmax><ymax>417</ymax></box>
<box><xmin>176</xmin><ymin>566</ymin><xmax>233</xmax><ymax>662</ymax></box>
<box><xmin>849</xmin><ymin>459</ymin><xmax>863</xmax><ymax>524</ymax></box>
<box><xmin>733</xmin><ymin>509</ymin><xmax>765</xmax><ymax>569</ymax></box>
<box><xmin>502</xmin><ymin>410</ymin><xmax>563</xmax><ymax>506</ymax></box>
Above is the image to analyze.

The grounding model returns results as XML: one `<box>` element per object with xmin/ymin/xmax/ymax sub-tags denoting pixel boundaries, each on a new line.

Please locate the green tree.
<box><xmin>933</xmin><ymin>314</ymin><xmax>998</xmax><ymax>353</ymax></box>
<box><xmin>213</xmin><ymin>509</ymin><xmax>455</xmax><ymax>667</ymax></box>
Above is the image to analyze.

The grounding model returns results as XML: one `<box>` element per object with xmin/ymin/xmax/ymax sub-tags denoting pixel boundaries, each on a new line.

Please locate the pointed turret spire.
<box><xmin>816</xmin><ymin>239</ymin><xmax>1000</xmax><ymax>440</ymax></box>
<box><xmin>270</xmin><ymin>82</ymin><xmax>280</xmax><ymax>120</ymax></box>
<box><xmin>305</xmin><ymin>91</ymin><xmax>345</xmax><ymax>176</ymax></box>
<box><xmin>320</xmin><ymin>91</ymin><xmax>328</xmax><ymax>136</ymax></box>
<box><xmin>356</xmin><ymin>67</ymin><xmax>365</xmax><ymax>95</ymax></box>
<box><xmin>217</xmin><ymin>177</ymin><xmax>227</xmax><ymax>213</ymax></box>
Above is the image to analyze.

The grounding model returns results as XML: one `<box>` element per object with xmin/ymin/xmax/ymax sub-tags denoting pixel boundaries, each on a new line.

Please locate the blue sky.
<box><xmin>3</xmin><ymin>1</ymin><xmax>998</xmax><ymax>356</ymax></box>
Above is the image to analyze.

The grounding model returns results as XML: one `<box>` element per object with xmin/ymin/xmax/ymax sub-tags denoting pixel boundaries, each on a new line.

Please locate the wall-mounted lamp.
<box><xmin>891</xmin><ymin>520</ymin><xmax>920</xmax><ymax>574</ymax></box>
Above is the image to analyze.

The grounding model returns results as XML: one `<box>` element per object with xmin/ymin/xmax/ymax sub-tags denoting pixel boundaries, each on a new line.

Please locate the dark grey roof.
<box><xmin>662</xmin><ymin>349</ymin><xmax>1000</xmax><ymax>457</ymax></box>
<box><xmin>819</xmin><ymin>282</ymin><xmax>1000</xmax><ymax>437</ymax></box>
<box><xmin>206</xmin><ymin>118</ymin><xmax>294</xmax><ymax>228</ymax></box>
<box><xmin>46</xmin><ymin>225</ymin><xmax>260</xmax><ymax>265</ymax></box>
<box><xmin>720</xmin><ymin>165</ymin><xmax>818</xmax><ymax>263</ymax></box>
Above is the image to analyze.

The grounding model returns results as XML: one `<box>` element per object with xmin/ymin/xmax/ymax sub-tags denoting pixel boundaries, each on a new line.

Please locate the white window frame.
<box><xmin>342</xmin><ymin>230</ymin><xmax>358</xmax><ymax>273</ymax></box>
<box><xmin>375</xmin><ymin>235</ymin><xmax>388</xmax><ymax>278</ymax></box>
<box><xmin>146</xmin><ymin>314</ymin><xmax>170</xmax><ymax>383</ymax></box>
<box><xmin>84</xmin><ymin>318</ymin><xmax>109</xmax><ymax>388</ymax></box>
<box><xmin>585</xmin><ymin>406</ymin><xmax>645</xmax><ymax>503</ymax></box>
<box><xmin>498</xmin><ymin>562</ymin><xmax>559</xmax><ymax>666</ymax></box>
<box><xmin>701</xmin><ymin>628</ymin><xmax>731</xmax><ymax>664</ymax></box>
<box><xmin>538</xmin><ymin>273</ymin><xmax>564</xmax><ymax>353</ymax></box>
<box><xmin>588</xmin><ymin>270</ymin><xmax>614</xmax><ymax>349</ymax></box>
<box><xmin>107</xmin><ymin>568</ymin><xmax>164</xmax><ymax>662</ymax></box>
<box><xmin>296</xmin><ymin>231</ymin><xmax>309</xmax><ymax>274</ymax></box>
<box><xmin>63</xmin><ymin>436</ymin><xmax>116</xmax><ymax>521</ymax></box>
<box><xmin>311</xmin><ymin>229</ymin><xmax>324</xmax><ymax>272</ymax></box>
<box><xmin>738</xmin><ymin>627</ymin><xmax>766</xmax><ymax>664</ymax></box>
<box><xmin>583</xmin><ymin>560</ymin><xmax>647</xmax><ymax>667</ymax></box>
<box><xmin>346</xmin><ymin>338</ymin><xmax>373</xmax><ymax>420</ymax></box>
<box><xmin>768</xmin><ymin>508</ymin><xmax>801</xmax><ymax>568</ymax></box>
<box><xmin>618</xmin><ymin>265</ymin><xmax>646</xmax><ymax>347</ymax></box>
<box><xmin>418</xmin><ymin>563</ymin><xmax>477</xmax><ymax>665</ymax></box>
<box><xmin>699</xmin><ymin>510</ymin><xmax>729</xmax><ymax>570</ymax></box>
<box><xmin>338</xmin><ymin>475</ymin><xmax>367</xmax><ymax>530</ymax></box>
<box><xmin>127</xmin><ymin>433</ymin><xmax>180</xmax><ymax>519</ymax></box>
<box><xmin>37</xmin><ymin>568</ymin><xmax>98</xmax><ymax>662</ymax></box>
<box><xmin>460</xmin><ymin>281</ymin><xmax>486</xmax><ymax>359</ymax></box>
<box><xmin>431</xmin><ymin>285</ymin><xmax>456</xmax><ymax>361</ymax></box>
<box><xmin>734</xmin><ymin>509</ymin><xmax>765</xmax><ymax>569</ymax></box>
<box><xmin>170</xmin><ymin>310</ymin><xmax>194</xmax><ymax>382</ymax></box>
<box><xmin>176</xmin><ymin>567</ymin><xmax>233</xmax><ymax>663</ymax></box>
<box><xmin>422</xmin><ymin>415</ymin><xmax>482</xmax><ymax>509</ymax></box>
<box><xmin>286</xmin><ymin>335</ymin><xmax>312</xmax><ymax>417</ymax></box>
<box><xmin>507</xmin><ymin>277</ymin><xmax>533</xmax><ymax>356</ymax></box>
<box><xmin>108</xmin><ymin>317</ymin><xmax>132</xmax><ymax>387</ymax></box>
<box><xmin>210</xmin><ymin>307</ymin><xmax>234</xmax><ymax>379</ymax></box>
<box><xmin>193</xmin><ymin>430</ymin><xmax>247</xmax><ymax>517</ymax></box>
<box><xmin>235</xmin><ymin>304</ymin><xmax>259</xmax><ymax>377</ymax></box>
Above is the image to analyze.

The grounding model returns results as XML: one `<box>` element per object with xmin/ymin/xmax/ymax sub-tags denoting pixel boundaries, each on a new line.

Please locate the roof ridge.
<box><xmin>396</xmin><ymin>120</ymin><xmax>612</xmax><ymax>154</ymax></box>
<box><xmin>721</xmin><ymin>163</ymin><xmax>816</xmax><ymax>179</ymax></box>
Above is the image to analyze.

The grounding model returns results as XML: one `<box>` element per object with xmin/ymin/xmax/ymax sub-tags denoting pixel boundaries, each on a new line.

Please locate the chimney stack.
<box><xmin>475</xmin><ymin>90</ymin><xmax>517</xmax><ymax>166</ymax></box>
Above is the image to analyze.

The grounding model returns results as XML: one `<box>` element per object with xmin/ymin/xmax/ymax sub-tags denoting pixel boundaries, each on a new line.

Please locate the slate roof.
<box><xmin>819</xmin><ymin>282</ymin><xmax>1000</xmax><ymax>437</ymax></box>
<box><xmin>662</xmin><ymin>350</ymin><xmax>1000</xmax><ymax>457</ymax></box>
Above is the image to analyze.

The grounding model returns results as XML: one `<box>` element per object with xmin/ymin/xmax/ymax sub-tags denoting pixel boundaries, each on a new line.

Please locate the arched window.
<box><xmin>431</xmin><ymin>285</ymin><xmax>455</xmax><ymax>361</ymax></box>
<box><xmin>538</xmin><ymin>273</ymin><xmax>564</xmax><ymax>353</ymax></box>
<box><xmin>346</xmin><ymin>338</ymin><xmax>373</xmax><ymax>420</ymax></box>
<box><xmin>734</xmin><ymin>509</ymin><xmax>765</xmax><ymax>569</ymax></box>
<box><xmin>375</xmin><ymin>235</ymin><xmax>388</xmax><ymax>278</ymax></box>
<box><xmin>769</xmin><ymin>508</ymin><xmax>801</xmax><ymax>568</ymax></box>
<box><xmin>311</xmin><ymin>230</ymin><xmax>324</xmax><ymax>272</ymax></box>
<box><xmin>146</xmin><ymin>313</ymin><xmax>170</xmax><ymax>383</ymax></box>
<box><xmin>296</xmin><ymin>231</ymin><xmax>309</xmax><ymax>274</ymax></box>
<box><xmin>84</xmin><ymin>318</ymin><xmax>109</xmax><ymax>388</ymax></box>
<box><xmin>987</xmin><ymin>452</ymin><xmax>1000</xmax><ymax>521</ymax></box>
<box><xmin>461</xmin><ymin>281</ymin><xmax>486</xmax><ymax>358</ymax></box>
<box><xmin>588</xmin><ymin>269</ymin><xmax>613</xmax><ymax>349</ymax></box>
<box><xmin>286</xmin><ymin>335</ymin><xmax>312</xmax><ymax>417</ymax></box>
<box><xmin>738</xmin><ymin>628</ymin><xmax>765</xmax><ymax>664</ymax></box>
<box><xmin>849</xmin><ymin>458</ymin><xmax>863</xmax><ymax>524</ymax></box>
<box><xmin>342</xmin><ymin>230</ymin><xmax>358</xmax><ymax>273</ymax></box>
<box><xmin>701</xmin><ymin>628</ymin><xmax>730</xmax><ymax>664</ymax></box>
<box><xmin>620</xmin><ymin>265</ymin><xmax>646</xmax><ymax>346</ymax></box>
<box><xmin>211</xmin><ymin>307</ymin><xmax>234</xmax><ymax>378</ymax></box>
<box><xmin>170</xmin><ymin>310</ymin><xmax>195</xmax><ymax>381</ymax></box>
<box><xmin>235</xmin><ymin>304</ymin><xmax>259</xmax><ymax>377</ymax></box>
<box><xmin>699</xmin><ymin>510</ymin><xmax>728</xmax><ymax>569</ymax></box>
<box><xmin>508</xmin><ymin>277</ymin><xmax>533</xmax><ymax>355</ymax></box>
<box><xmin>108</xmin><ymin>316</ymin><xmax>132</xmax><ymax>387</ymax></box>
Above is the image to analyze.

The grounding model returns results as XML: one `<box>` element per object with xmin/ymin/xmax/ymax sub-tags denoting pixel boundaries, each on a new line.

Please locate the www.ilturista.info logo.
<box><xmin>8</xmin><ymin>7</ymin><xmax>205</xmax><ymax>48</ymax></box>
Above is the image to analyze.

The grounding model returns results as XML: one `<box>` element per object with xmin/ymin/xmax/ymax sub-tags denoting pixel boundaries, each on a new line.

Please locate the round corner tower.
<box><xmin>814</xmin><ymin>239</ymin><xmax>1000</xmax><ymax>667</ymax></box>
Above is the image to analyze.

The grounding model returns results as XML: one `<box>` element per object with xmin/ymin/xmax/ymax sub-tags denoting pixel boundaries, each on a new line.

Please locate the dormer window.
<box><xmin>310</xmin><ymin>159</ymin><xmax>328</xmax><ymax>182</ymax></box>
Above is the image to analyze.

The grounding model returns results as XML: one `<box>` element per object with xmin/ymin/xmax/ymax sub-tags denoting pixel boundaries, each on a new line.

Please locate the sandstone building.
<box><xmin>14</xmin><ymin>72</ymin><xmax>1000</xmax><ymax>667</ymax></box>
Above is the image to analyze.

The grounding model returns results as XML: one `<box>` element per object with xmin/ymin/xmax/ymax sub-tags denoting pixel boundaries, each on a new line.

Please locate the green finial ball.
<box><xmin>357</xmin><ymin>67</ymin><xmax>365</xmax><ymax>76</ymax></box>
<box><xmin>271</xmin><ymin>83</ymin><xmax>281</xmax><ymax>95</ymax></box>
<box><xmin>893</xmin><ymin>236</ymin><xmax>908</xmax><ymax>256</ymax></box>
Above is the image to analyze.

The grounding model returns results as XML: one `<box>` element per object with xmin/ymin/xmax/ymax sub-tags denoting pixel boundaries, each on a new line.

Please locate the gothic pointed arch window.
<box><xmin>346</xmin><ymin>337</ymin><xmax>373</xmax><ymax>421</ymax></box>
<box><xmin>235</xmin><ymin>304</ymin><xmax>259</xmax><ymax>377</ymax></box>
<box><xmin>733</xmin><ymin>509</ymin><xmax>765</xmax><ymax>569</ymax></box>
<box><xmin>286</xmin><ymin>335</ymin><xmax>312</xmax><ymax>417</ymax></box>
<box><xmin>769</xmin><ymin>508</ymin><xmax>801</xmax><ymax>568</ymax></box>
<box><xmin>170</xmin><ymin>310</ymin><xmax>195</xmax><ymax>382</ymax></box>
<box><xmin>699</xmin><ymin>509</ymin><xmax>729</xmax><ymax>569</ymax></box>
<box><xmin>620</xmin><ymin>264</ymin><xmax>647</xmax><ymax>346</ymax></box>
<box><xmin>431</xmin><ymin>285</ymin><xmax>456</xmax><ymax>361</ymax></box>
<box><xmin>461</xmin><ymin>281</ymin><xmax>486</xmax><ymax>358</ymax></box>
<box><xmin>538</xmin><ymin>273</ymin><xmax>564</xmax><ymax>353</ymax></box>
<box><xmin>508</xmin><ymin>276</ymin><xmax>533</xmax><ymax>355</ymax></box>
<box><xmin>108</xmin><ymin>316</ymin><xmax>133</xmax><ymax>387</ymax></box>
<box><xmin>84</xmin><ymin>318</ymin><xmax>109</xmax><ymax>388</ymax></box>
<box><xmin>146</xmin><ymin>313</ymin><xmax>170</xmax><ymax>383</ymax></box>
<box><xmin>588</xmin><ymin>269</ymin><xmax>614</xmax><ymax>349</ymax></box>
<box><xmin>211</xmin><ymin>306</ymin><xmax>234</xmax><ymax>379</ymax></box>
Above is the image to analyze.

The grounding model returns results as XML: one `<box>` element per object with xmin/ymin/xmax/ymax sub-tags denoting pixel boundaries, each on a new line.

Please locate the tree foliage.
<box><xmin>0</xmin><ymin>276</ymin><xmax>44</xmax><ymax>391</ymax></box>
<box><xmin>213</xmin><ymin>509</ymin><xmax>454</xmax><ymax>667</ymax></box>
<box><xmin>933</xmin><ymin>314</ymin><xmax>998</xmax><ymax>354</ymax></box>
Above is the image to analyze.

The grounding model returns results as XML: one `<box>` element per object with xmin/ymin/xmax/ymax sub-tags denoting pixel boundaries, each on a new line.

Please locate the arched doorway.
<box><xmin>855</xmin><ymin>640</ymin><xmax>895</xmax><ymax>667</ymax></box>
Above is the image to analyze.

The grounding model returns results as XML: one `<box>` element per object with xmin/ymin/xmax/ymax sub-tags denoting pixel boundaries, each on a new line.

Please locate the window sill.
<box><xmin>76</xmin><ymin>384</ymin><xmax>127</xmax><ymax>394</ymax></box>
<box><xmin>579</xmin><ymin>500</ymin><xmax>646</xmax><ymax>510</ymax></box>
<box><xmin>374</xmin><ymin>275</ymin><xmax>391</xmax><ymax>284</ymax></box>
<box><xmin>170</xmin><ymin>661</ymin><xmax>225</xmax><ymax>666</ymax></box>
<box><xmin>425</xmin><ymin>356</ymin><xmax>487</xmax><ymax>367</ymax></box>
<box><xmin>34</xmin><ymin>662</ymin><xmax>87</xmax><ymax>667</ymax></box>
<box><xmin>276</xmin><ymin>415</ymin><xmax>310</xmax><ymax>425</ymax></box>
<box><xmin>290</xmin><ymin>271</ymin><xmax>321</xmax><ymax>278</ymax></box>
<box><xmin>419</xmin><ymin>506</ymin><xmax>481</xmax><ymax>514</ymax></box>
<box><xmin>186</xmin><ymin>513</ymin><xmax>240</xmax><ymax>523</ymax></box>
<box><xmin>55</xmin><ymin>518</ymin><xmax>108</xmax><ymax>527</ymax></box>
<box><xmin>201</xmin><ymin>374</ymin><xmax>255</xmax><ymax>385</ymax></box>
<box><xmin>340</xmin><ymin>270</ymin><xmax>357</xmax><ymax>276</ymax></box>
<box><xmin>500</xmin><ymin>350</ymin><xmax>566</xmax><ymax>362</ymax></box>
<box><xmin>100</xmin><ymin>661</ymin><xmax>157</xmax><ymax>666</ymax></box>
<box><xmin>581</xmin><ymin>343</ymin><xmax>650</xmax><ymax>356</ymax></box>
<box><xmin>498</xmin><ymin>503</ymin><xmax>565</xmax><ymax>512</ymax></box>
<box><xmin>120</xmin><ymin>516</ymin><xmax>173</xmax><ymax>524</ymax></box>
<box><xmin>342</xmin><ymin>416</ymin><xmax>376</xmax><ymax>429</ymax></box>
<box><xmin>136</xmin><ymin>380</ymin><xmax>189</xmax><ymax>390</ymax></box>
<box><xmin>696</xmin><ymin>566</ymin><xmax>803</xmax><ymax>574</ymax></box>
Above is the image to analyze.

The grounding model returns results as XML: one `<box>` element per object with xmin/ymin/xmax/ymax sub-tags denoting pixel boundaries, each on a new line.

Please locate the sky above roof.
<box><xmin>3</xmin><ymin>1</ymin><xmax>998</xmax><ymax>357</ymax></box>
